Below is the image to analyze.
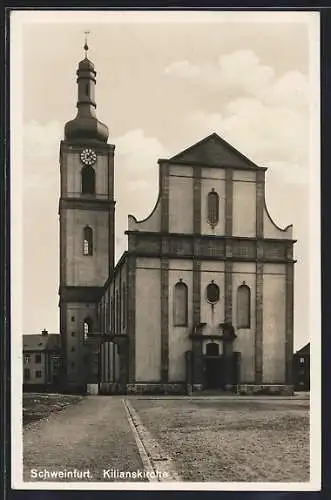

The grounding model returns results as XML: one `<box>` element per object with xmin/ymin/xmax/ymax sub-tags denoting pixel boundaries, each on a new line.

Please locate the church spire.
<box><xmin>84</xmin><ymin>30</ymin><xmax>89</xmax><ymax>58</ymax></box>
<box><xmin>64</xmin><ymin>35</ymin><xmax>109</xmax><ymax>143</ymax></box>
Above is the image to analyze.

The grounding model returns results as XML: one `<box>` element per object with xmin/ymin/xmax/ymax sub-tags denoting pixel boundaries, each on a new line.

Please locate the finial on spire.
<box><xmin>84</xmin><ymin>30</ymin><xmax>90</xmax><ymax>58</ymax></box>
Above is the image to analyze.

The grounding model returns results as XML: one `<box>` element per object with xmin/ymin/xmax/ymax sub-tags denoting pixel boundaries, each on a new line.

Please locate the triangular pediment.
<box><xmin>168</xmin><ymin>133</ymin><xmax>261</xmax><ymax>169</ymax></box>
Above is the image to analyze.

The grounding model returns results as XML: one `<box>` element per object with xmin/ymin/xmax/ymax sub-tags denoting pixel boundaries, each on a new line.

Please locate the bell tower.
<box><xmin>59</xmin><ymin>38</ymin><xmax>115</xmax><ymax>390</ymax></box>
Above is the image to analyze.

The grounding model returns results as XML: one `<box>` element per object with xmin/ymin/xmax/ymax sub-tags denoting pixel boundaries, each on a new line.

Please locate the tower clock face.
<box><xmin>80</xmin><ymin>148</ymin><xmax>97</xmax><ymax>166</ymax></box>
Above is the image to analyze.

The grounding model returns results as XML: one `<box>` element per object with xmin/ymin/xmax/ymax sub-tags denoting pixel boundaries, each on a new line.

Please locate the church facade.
<box><xmin>59</xmin><ymin>48</ymin><xmax>296</xmax><ymax>395</ymax></box>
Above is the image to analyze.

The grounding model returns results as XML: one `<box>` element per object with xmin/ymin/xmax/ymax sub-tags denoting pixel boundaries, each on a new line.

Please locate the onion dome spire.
<box><xmin>84</xmin><ymin>30</ymin><xmax>89</xmax><ymax>57</ymax></box>
<box><xmin>64</xmin><ymin>33</ymin><xmax>109</xmax><ymax>143</ymax></box>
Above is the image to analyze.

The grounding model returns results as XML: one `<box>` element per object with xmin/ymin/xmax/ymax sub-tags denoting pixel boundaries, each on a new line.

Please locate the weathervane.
<box><xmin>84</xmin><ymin>30</ymin><xmax>90</xmax><ymax>58</ymax></box>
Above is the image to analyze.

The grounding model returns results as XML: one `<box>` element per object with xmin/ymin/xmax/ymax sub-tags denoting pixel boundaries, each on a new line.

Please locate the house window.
<box><xmin>206</xmin><ymin>282</ymin><xmax>220</xmax><ymax>304</ymax></box>
<box><xmin>81</xmin><ymin>165</ymin><xmax>95</xmax><ymax>194</ymax></box>
<box><xmin>83</xmin><ymin>226</ymin><xmax>93</xmax><ymax>256</ymax></box>
<box><xmin>207</xmin><ymin>189</ymin><xmax>219</xmax><ymax>227</ymax></box>
<box><xmin>300</xmin><ymin>357</ymin><xmax>305</xmax><ymax>364</ymax></box>
<box><xmin>85</xmin><ymin>83</ymin><xmax>89</xmax><ymax>96</ymax></box>
<box><xmin>24</xmin><ymin>368</ymin><xmax>30</xmax><ymax>380</ymax></box>
<box><xmin>71</xmin><ymin>331</ymin><xmax>76</xmax><ymax>337</ymax></box>
<box><xmin>237</xmin><ymin>283</ymin><xmax>251</xmax><ymax>329</ymax></box>
<box><xmin>71</xmin><ymin>316</ymin><xmax>75</xmax><ymax>322</ymax></box>
<box><xmin>83</xmin><ymin>318</ymin><xmax>92</xmax><ymax>341</ymax></box>
<box><xmin>35</xmin><ymin>370</ymin><xmax>42</xmax><ymax>378</ymax></box>
<box><xmin>174</xmin><ymin>281</ymin><xmax>188</xmax><ymax>326</ymax></box>
<box><xmin>71</xmin><ymin>346</ymin><xmax>75</xmax><ymax>352</ymax></box>
<box><xmin>35</xmin><ymin>354</ymin><xmax>41</xmax><ymax>363</ymax></box>
<box><xmin>24</xmin><ymin>354</ymin><xmax>30</xmax><ymax>365</ymax></box>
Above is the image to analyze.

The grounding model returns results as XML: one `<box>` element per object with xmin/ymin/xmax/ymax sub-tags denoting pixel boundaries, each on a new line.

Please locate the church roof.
<box><xmin>159</xmin><ymin>132</ymin><xmax>266</xmax><ymax>170</ymax></box>
<box><xmin>295</xmin><ymin>342</ymin><xmax>310</xmax><ymax>356</ymax></box>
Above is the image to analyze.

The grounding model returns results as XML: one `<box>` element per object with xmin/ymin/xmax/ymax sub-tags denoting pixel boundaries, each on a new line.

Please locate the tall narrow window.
<box><xmin>207</xmin><ymin>189</ymin><xmax>219</xmax><ymax>228</ymax></box>
<box><xmin>237</xmin><ymin>283</ymin><xmax>251</xmax><ymax>329</ymax></box>
<box><xmin>85</xmin><ymin>83</ymin><xmax>89</xmax><ymax>96</ymax></box>
<box><xmin>81</xmin><ymin>165</ymin><xmax>95</xmax><ymax>194</ymax></box>
<box><xmin>83</xmin><ymin>317</ymin><xmax>92</xmax><ymax>341</ymax></box>
<box><xmin>83</xmin><ymin>226</ymin><xmax>93</xmax><ymax>256</ymax></box>
<box><xmin>174</xmin><ymin>281</ymin><xmax>188</xmax><ymax>326</ymax></box>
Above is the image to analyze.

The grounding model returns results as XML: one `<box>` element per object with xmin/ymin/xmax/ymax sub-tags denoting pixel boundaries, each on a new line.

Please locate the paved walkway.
<box><xmin>23</xmin><ymin>396</ymin><xmax>146</xmax><ymax>482</ymax></box>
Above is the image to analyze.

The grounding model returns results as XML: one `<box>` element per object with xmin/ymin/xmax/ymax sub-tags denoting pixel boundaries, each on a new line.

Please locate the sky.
<box><xmin>11</xmin><ymin>11</ymin><xmax>320</xmax><ymax>349</ymax></box>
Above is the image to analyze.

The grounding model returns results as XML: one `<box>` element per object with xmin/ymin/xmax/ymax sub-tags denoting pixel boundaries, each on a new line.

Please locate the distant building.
<box><xmin>23</xmin><ymin>330</ymin><xmax>62</xmax><ymax>391</ymax></box>
<box><xmin>59</xmin><ymin>44</ymin><xmax>296</xmax><ymax>395</ymax></box>
<box><xmin>293</xmin><ymin>343</ymin><xmax>310</xmax><ymax>391</ymax></box>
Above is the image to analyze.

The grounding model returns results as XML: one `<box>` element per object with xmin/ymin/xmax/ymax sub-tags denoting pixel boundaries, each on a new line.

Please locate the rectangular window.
<box><xmin>24</xmin><ymin>368</ymin><xmax>30</xmax><ymax>380</ymax></box>
<box><xmin>24</xmin><ymin>354</ymin><xmax>30</xmax><ymax>364</ymax></box>
<box><xmin>71</xmin><ymin>316</ymin><xmax>75</xmax><ymax>322</ymax></box>
<box><xmin>35</xmin><ymin>370</ymin><xmax>42</xmax><ymax>378</ymax></box>
<box><xmin>35</xmin><ymin>354</ymin><xmax>42</xmax><ymax>363</ymax></box>
<box><xmin>71</xmin><ymin>331</ymin><xmax>76</xmax><ymax>336</ymax></box>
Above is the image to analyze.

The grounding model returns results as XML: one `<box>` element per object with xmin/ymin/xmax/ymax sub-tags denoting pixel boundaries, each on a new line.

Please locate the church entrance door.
<box><xmin>205</xmin><ymin>357</ymin><xmax>224</xmax><ymax>389</ymax></box>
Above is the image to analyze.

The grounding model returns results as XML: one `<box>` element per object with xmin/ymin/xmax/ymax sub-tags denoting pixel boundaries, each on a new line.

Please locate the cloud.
<box><xmin>191</xmin><ymin>97</ymin><xmax>308</xmax><ymax>171</ymax></box>
<box><xmin>264</xmin><ymin>70</ymin><xmax>309</xmax><ymax>109</ymax></box>
<box><xmin>165</xmin><ymin>50</ymin><xmax>276</xmax><ymax>96</ymax></box>
<box><xmin>111</xmin><ymin>129</ymin><xmax>170</xmax><ymax>259</ymax></box>
<box><xmin>165</xmin><ymin>49</ymin><xmax>310</xmax><ymax>183</ymax></box>
<box><xmin>165</xmin><ymin>60</ymin><xmax>200</xmax><ymax>79</ymax></box>
<box><xmin>23</xmin><ymin>120</ymin><xmax>62</xmax><ymax>191</ymax></box>
<box><xmin>165</xmin><ymin>50</ymin><xmax>309</xmax><ymax>106</ymax></box>
<box><xmin>114</xmin><ymin>129</ymin><xmax>169</xmax><ymax>170</ymax></box>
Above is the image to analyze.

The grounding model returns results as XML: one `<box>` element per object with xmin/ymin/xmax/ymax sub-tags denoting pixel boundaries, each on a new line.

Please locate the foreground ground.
<box><xmin>23</xmin><ymin>393</ymin><xmax>84</xmax><ymax>425</ymax></box>
<box><xmin>22</xmin><ymin>394</ymin><xmax>309</xmax><ymax>483</ymax></box>
<box><xmin>129</xmin><ymin>396</ymin><xmax>310</xmax><ymax>482</ymax></box>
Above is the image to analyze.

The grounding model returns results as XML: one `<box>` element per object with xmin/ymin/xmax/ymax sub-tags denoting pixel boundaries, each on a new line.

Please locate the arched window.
<box><xmin>81</xmin><ymin>165</ymin><xmax>95</xmax><ymax>194</ymax></box>
<box><xmin>206</xmin><ymin>342</ymin><xmax>219</xmax><ymax>356</ymax></box>
<box><xmin>207</xmin><ymin>189</ymin><xmax>219</xmax><ymax>227</ymax></box>
<box><xmin>174</xmin><ymin>281</ymin><xmax>188</xmax><ymax>326</ymax></box>
<box><xmin>83</xmin><ymin>226</ymin><xmax>93</xmax><ymax>256</ymax></box>
<box><xmin>206</xmin><ymin>281</ymin><xmax>220</xmax><ymax>304</ymax></box>
<box><xmin>83</xmin><ymin>317</ymin><xmax>92</xmax><ymax>341</ymax></box>
<box><xmin>237</xmin><ymin>283</ymin><xmax>251</xmax><ymax>328</ymax></box>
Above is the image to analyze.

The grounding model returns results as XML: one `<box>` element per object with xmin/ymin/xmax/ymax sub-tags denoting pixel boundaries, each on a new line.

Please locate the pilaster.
<box><xmin>160</xmin><ymin>258</ymin><xmax>169</xmax><ymax>383</ymax></box>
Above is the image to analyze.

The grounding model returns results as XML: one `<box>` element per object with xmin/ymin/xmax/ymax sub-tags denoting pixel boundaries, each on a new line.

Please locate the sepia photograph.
<box><xmin>10</xmin><ymin>9</ymin><xmax>320</xmax><ymax>491</ymax></box>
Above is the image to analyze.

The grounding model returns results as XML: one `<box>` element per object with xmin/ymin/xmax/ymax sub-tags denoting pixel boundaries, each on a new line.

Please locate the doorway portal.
<box><xmin>205</xmin><ymin>356</ymin><xmax>224</xmax><ymax>389</ymax></box>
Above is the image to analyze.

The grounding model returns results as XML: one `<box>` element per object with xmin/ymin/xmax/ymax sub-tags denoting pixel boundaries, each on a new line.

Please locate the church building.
<box><xmin>58</xmin><ymin>45</ymin><xmax>296</xmax><ymax>395</ymax></box>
